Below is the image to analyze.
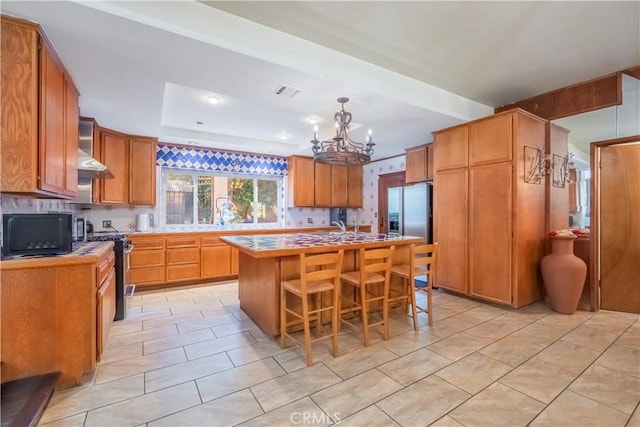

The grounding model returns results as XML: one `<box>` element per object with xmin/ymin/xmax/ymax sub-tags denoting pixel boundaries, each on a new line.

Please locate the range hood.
<box><xmin>71</xmin><ymin>119</ymin><xmax>113</xmax><ymax>204</ymax></box>
<box><xmin>77</xmin><ymin>120</ymin><xmax>113</xmax><ymax>179</ymax></box>
<box><xmin>78</xmin><ymin>148</ymin><xmax>113</xmax><ymax>179</ymax></box>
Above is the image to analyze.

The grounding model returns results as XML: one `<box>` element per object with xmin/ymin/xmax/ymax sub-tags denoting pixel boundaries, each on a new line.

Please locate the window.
<box><xmin>162</xmin><ymin>169</ymin><xmax>282</xmax><ymax>227</ymax></box>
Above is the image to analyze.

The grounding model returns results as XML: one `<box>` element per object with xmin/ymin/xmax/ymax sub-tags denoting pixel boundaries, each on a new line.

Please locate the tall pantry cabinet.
<box><xmin>433</xmin><ymin>108</ymin><xmax>547</xmax><ymax>307</ymax></box>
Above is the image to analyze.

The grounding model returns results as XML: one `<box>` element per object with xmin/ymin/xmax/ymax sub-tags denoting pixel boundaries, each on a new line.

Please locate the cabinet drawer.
<box><xmin>166</xmin><ymin>237</ymin><xmax>199</xmax><ymax>248</ymax></box>
<box><xmin>167</xmin><ymin>247</ymin><xmax>200</xmax><ymax>265</ymax></box>
<box><xmin>130</xmin><ymin>237</ymin><xmax>165</xmax><ymax>250</ymax></box>
<box><xmin>96</xmin><ymin>251</ymin><xmax>115</xmax><ymax>287</ymax></box>
<box><xmin>130</xmin><ymin>249</ymin><xmax>164</xmax><ymax>267</ymax></box>
<box><xmin>201</xmin><ymin>236</ymin><xmax>223</xmax><ymax>246</ymax></box>
<box><xmin>130</xmin><ymin>266</ymin><xmax>165</xmax><ymax>285</ymax></box>
<box><xmin>166</xmin><ymin>264</ymin><xmax>200</xmax><ymax>282</ymax></box>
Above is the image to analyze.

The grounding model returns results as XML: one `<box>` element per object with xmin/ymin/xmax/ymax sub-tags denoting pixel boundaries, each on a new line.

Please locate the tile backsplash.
<box><xmin>1</xmin><ymin>154</ymin><xmax>407</xmax><ymax>235</ymax></box>
<box><xmin>0</xmin><ymin>194</ymin><xmax>79</xmax><ymax>241</ymax></box>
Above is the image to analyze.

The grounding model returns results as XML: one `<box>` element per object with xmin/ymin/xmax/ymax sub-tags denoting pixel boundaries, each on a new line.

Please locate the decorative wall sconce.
<box><xmin>524</xmin><ymin>146</ymin><xmax>574</xmax><ymax>187</ymax></box>
<box><xmin>553</xmin><ymin>152</ymin><xmax>574</xmax><ymax>188</ymax></box>
<box><xmin>524</xmin><ymin>146</ymin><xmax>551</xmax><ymax>184</ymax></box>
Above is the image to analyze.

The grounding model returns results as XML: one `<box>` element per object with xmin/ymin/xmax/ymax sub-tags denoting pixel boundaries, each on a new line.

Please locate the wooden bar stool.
<box><xmin>389</xmin><ymin>242</ymin><xmax>438</xmax><ymax>328</ymax></box>
<box><xmin>339</xmin><ymin>246</ymin><xmax>395</xmax><ymax>346</ymax></box>
<box><xmin>280</xmin><ymin>249</ymin><xmax>344</xmax><ymax>366</ymax></box>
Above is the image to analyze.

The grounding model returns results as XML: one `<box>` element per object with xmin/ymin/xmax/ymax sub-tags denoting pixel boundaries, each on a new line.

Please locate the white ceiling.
<box><xmin>1</xmin><ymin>1</ymin><xmax>638</xmax><ymax>160</ymax></box>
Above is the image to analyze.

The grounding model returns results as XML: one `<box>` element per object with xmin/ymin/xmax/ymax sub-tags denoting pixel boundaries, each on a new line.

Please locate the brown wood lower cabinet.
<box><xmin>167</xmin><ymin>244</ymin><xmax>200</xmax><ymax>283</ymax></box>
<box><xmin>129</xmin><ymin>236</ymin><xmax>165</xmax><ymax>287</ymax></box>
<box><xmin>96</xmin><ymin>269</ymin><xmax>115</xmax><ymax>362</ymax></box>
<box><xmin>0</xmin><ymin>243</ymin><xmax>114</xmax><ymax>389</ymax></box>
<box><xmin>128</xmin><ymin>227</ymin><xmax>371</xmax><ymax>288</ymax></box>
<box><xmin>201</xmin><ymin>245</ymin><xmax>232</xmax><ymax>278</ymax></box>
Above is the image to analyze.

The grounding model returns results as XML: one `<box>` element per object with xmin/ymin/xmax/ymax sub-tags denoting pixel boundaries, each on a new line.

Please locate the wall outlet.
<box><xmin>102</xmin><ymin>220</ymin><xmax>112</xmax><ymax>228</ymax></box>
<box><xmin>148</xmin><ymin>213</ymin><xmax>155</xmax><ymax>228</ymax></box>
<box><xmin>307</xmin><ymin>217</ymin><xmax>313</xmax><ymax>224</ymax></box>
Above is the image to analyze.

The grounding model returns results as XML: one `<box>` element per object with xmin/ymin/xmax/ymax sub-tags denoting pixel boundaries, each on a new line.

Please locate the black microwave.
<box><xmin>2</xmin><ymin>213</ymin><xmax>73</xmax><ymax>257</ymax></box>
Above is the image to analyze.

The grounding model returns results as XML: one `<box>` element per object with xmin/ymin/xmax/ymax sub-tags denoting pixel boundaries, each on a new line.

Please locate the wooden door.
<box><xmin>469</xmin><ymin>162</ymin><xmax>513</xmax><ymax>304</ymax></box>
<box><xmin>405</xmin><ymin>145</ymin><xmax>428</xmax><ymax>183</ymax></box>
<box><xmin>128</xmin><ymin>136</ymin><xmax>157</xmax><ymax>206</ymax></box>
<box><xmin>1</xmin><ymin>18</ymin><xmax>39</xmax><ymax>194</ymax></box>
<box><xmin>96</xmin><ymin>270</ymin><xmax>116</xmax><ymax>362</ymax></box>
<box><xmin>469</xmin><ymin>113</ymin><xmax>512</xmax><ymax>166</ymax></box>
<box><xmin>314</xmin><ymin>162</ymin><xmax>332</xmax><ymax>207</ymax></box>
<box><xmin>100</xmin><ymin>129</ymin><xmax>127</xmax><ymax>204</ymax></box>
<box><xmin>377</xmin><ymin>172</ymin><xmax>405</xmax><ymax>235</ymax></box>
<box><xmin>201</xmin><ymin>245</ymin><xmax>232</xmax><ymax>278</ymax></box>
<box><xmin>347</xmin><ymin>166</ymin><xmax>363</xmax><ymax>208</ymax></box>
<box><xmin>287</xmin><ymin>156</ymin><xmax>315</xmax><ymax>207</ymax></box>
<box><xmin>433</xmin><ymin>169</ymin><xmax>468</xmax><ymax>293</ymax></box>
<box><xmin>598</xmin><ymin>141</ymin><xmax>640</xmax><ymax>313</ymax></box>
<box><xmin>39</xmin><ymin>40</ymin><xmax>67</xmax><ymax>195</ymax></box>
<box><xmin>63</xmin><ymin>76</ymin><xmax>79</xmax><ymax>196</ymax></box>
<box><xmin>331</xmin><ymin>165</ymin><xmax>348</xmax><ymax>206</ymax></box>
<box><xmin>230</xmin><ymin>247</ymin><xmax>239</xmax><ymax>275</ymax></box>
<box><xmin>433</xmin><ymin>126</ymin><xmax>468</xmax><ymax>171</ymax></box>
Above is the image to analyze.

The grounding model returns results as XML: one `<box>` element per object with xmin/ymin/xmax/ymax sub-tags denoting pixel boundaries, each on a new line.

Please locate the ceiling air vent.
<box><xmin>273</xmin><ymin>84</ymin><xmax>301</xmax><ymax>98</ymax></box>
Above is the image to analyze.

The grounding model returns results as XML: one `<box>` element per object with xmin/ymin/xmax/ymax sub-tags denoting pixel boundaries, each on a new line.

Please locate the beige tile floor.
<box><xmin>39</xmin><ymin>281</ymin><xmax>640</xmax><ymax>427</ymax></box>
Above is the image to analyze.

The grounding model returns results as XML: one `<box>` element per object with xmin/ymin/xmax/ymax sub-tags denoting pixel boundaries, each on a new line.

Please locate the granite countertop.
<box><xmin>126</xmin><ymin>225</ymin><xmax>368</xmax><ymax>236</ymax></box>
<box><xmin>221</xmin><ymin>232</ymin><xmax>422</xmax><ymax>258</ymax></box>
<box><xmin>0</xmin><ymin>241</ymin><xmax>113</xmax><ymax>270</ymax></box>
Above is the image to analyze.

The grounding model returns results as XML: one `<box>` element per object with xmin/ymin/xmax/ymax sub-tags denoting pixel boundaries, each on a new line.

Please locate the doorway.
<box><xmin>591</xmin><ymin>135</ymin><xmax>640</xmax><ymax>313</ymax></box>
<box><xmin>378</xmin><ymin>172</ymin><xmax>405</xmax><ymax>235</ymax></box>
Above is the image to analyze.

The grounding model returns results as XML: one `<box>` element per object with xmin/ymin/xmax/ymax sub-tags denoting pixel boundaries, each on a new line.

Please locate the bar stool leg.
<box><xmin>302</xmin><ymin>293</ymin><xmax>313</xmax><ymax>366</ymax></box>
<box><xmin>331</xmin><ymin>287</ymin><xmax>339</xmax><ymax>357</ymax></box>
<box><xmin>315</xmin><ymin>293</ymin><xmax>322</xmax><ymax>338</ymax></box>
<box><xmin>280</xmin><ymin>286</ymin><xmax>287</xmax><ymax>348</ymax></box>
<box><xmin>361</xmin><ymin>284</ymin><xmax>370</xmax><ymax>346</ymax></box>
<box><xmin>409</xmin><ymin>277</ymin><xmax>418</xmax><ymax>331</ymax></box>
<box><xmin>382</xmin><ymin>281</ymin><xmax>390</xmax><ymax>340</ymax></box>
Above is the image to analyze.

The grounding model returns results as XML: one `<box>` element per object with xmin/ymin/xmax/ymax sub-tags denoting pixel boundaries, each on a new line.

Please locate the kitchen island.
<box><xmin>220</xmin><ymin>232</ymin><xmax>423</xmax><ymax>336</ymax></box>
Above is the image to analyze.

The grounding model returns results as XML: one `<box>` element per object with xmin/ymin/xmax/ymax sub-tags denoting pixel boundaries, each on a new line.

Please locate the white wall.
<box><xmin>361</xmin><ymin>155</ymin><xmax>407</xmax><ymax>233</ymax></box>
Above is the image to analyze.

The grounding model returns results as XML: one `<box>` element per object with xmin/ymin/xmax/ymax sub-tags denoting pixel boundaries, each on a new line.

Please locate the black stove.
<box><xmin>86</xmin><ymin>232</ymin><xmax>127</xmax><ymax>242</ymax></box>
<box><xmin>87</xmin><ymin>232</ymin><xmax>134</xmax><ymax>320</ymax></box>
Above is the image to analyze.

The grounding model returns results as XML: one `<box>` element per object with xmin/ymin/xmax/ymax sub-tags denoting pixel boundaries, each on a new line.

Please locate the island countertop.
<box><xmin>220</xmin><ymin>232</ymin><xmax>423</xmax><ymax>259</ymax></box>
<box><xmin>222</xmin><ymin>231</ymin><xmax>423</xmax><ymax>336</ymax></box>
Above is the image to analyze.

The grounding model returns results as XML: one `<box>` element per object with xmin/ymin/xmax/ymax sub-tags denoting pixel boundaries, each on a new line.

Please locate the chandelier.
<box><xmin>310</xmin><ymin>97</ymin><xmax>374</xmax><ymax>166</ymax></box>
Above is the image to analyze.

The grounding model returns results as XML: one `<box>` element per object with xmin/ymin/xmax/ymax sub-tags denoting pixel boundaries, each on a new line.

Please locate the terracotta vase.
<box><xmin>541</xmin><ymin>235</ymin><xmax>587</xmax><ymax>314</ymax></box>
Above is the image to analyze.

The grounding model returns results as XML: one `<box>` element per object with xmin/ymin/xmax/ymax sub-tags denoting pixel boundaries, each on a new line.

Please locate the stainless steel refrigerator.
<box><xmin>387</xmin><ymin>182</ymin><xmax>432</xmax><ymax>242</ymax></box>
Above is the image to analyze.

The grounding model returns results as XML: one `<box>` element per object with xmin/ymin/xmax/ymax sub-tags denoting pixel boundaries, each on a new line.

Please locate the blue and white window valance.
<box><xmin>157</xmin><ymin>144</ymin><xmax>288</xmax><ymax>176</ymax></box>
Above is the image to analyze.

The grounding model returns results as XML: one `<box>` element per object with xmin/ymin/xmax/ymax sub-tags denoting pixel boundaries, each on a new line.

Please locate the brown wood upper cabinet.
<box><xmin>128</xmin><ymin>135</ymin><xmax>157</xmax><ymax>206</ymax></box>
<box><xmin>1</xmin><ymin>16</ymin><xmax>79</xmax><ymax>198</ymax></box>
<box><xmin>92</xmin><ymin>125</ymin><xmax>157</xmax><ymax>206</ymax></box>
<box><xmin>288</xmin><ymin>155</ymin><xmax>315</xmax><ymax>207</ymax></box>
<box><xmin>314</xmin><ymin>162</ymin><xmax>333</xmax><ymax>207</ymax></box>
<box><xmin>405</xmin><ymin>144</ymin><xmax>433</xmax><ymax>183</ymax></box>
<box><xmin>346</xmin><ymin>165</ymin><xmax>363</xmax><ymax>208</ymax></box>
<box><xmin>289</xmin><ymin>155</ymin><xmax>363</xmax><ymax>208</ymax></box>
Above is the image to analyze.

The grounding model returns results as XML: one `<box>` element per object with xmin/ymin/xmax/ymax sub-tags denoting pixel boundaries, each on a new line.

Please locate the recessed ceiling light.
<box><xmin>278</xmin><ymin>133</ymin><xmax>289</xmax><ymax>140</ymax></box>
<box><xmin>308</xmin><ymin>118</ymin><xmax>318</xmax><ymax>125</ymax></box>
<box><xmin>206</xmin><ymin>95</ymin><xmax>220</xmax><ymax>105</ymax></box>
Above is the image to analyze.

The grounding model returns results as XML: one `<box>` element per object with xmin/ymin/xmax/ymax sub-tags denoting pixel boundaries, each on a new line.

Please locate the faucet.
<box><xmin>332</xmin><ymin>220</ymin><xmax>346</xmax><ymax>234</ymax></box>
<box><xmin>352</xmin><ymin>215</ymin><xmax>359</xmax><ymax>234</ymax></box>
